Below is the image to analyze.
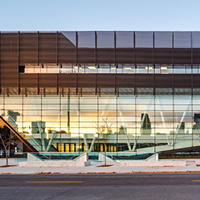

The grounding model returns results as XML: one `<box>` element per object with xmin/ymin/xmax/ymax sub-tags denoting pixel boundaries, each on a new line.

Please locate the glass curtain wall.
<box><xmin>0</xmin><ymin>89</ymin><xmax>199</xmax><ymax>153</ymax></box>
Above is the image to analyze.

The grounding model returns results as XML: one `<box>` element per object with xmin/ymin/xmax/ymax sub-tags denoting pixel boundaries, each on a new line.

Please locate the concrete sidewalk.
<box><xmin>1</xmin><ymin>158</ymin><xmax>200</xmax><ymax>174</ymax></box>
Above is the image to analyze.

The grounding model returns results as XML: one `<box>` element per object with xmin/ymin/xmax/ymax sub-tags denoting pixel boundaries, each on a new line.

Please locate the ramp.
<box><xmin>136</xmin><ymin>140</ymin><xmax>200</xmax><ymax>154</ymax></box>
<box><xmin>26</xmin><ymin>135</ymin><xmax>58</xmax><ymax>152</ymax></box>
<box><xmin>99</xmin><ymin>153</ymin><xmax>116</xmax><ymax>163</ymax></box>
<box><xmin>0</xmin><ymin>116</ymin><xmax>38</xmax><ymax>152</ymax></box>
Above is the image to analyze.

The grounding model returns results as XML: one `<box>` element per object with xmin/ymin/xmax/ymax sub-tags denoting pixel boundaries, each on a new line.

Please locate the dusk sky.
<box><xmin>0</xmin><ymin>0</ymin><xmax>199</xmax><ymax>31</ymax></box>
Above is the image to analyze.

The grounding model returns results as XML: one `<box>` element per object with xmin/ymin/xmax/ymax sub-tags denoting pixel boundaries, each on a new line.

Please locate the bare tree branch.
<box><xmin>94</xmin><ymin>116</ymin><xmax>113</xmax><ymax>166</ymax></box>
<box><xmin>0</xmin><ymin>131</ymin><xmax>16</xmax><ymax>166</ymax></box>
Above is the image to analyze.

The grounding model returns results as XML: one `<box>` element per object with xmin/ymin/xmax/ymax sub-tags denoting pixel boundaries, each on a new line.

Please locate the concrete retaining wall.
<box><xmin>120</xmin><ymin>161</ymin><xmax>186</xmax><ymax>167</ymax></box>
<box><xmin>99</xmin><ymin>153</ymin><xmax>116</xmax><ymax>163</ymax></box>
<box><xmin>19</xmin><ymin>161</ymin><xmax>90</xmax><ymax>167</ymax></box>
<box><xmin>27</xmin><ymin>153</ymin><xmax>44</xmax><ymax>161</ymax></box>
<box><xmin>73</xmin><ymin>153</ymin><xmax>88</xmax><ymax>161</ymax></box>
<box><xmin>145</xmin><ymin>153</ymin><xmax>159</xmax><ymax>161</ymax></box>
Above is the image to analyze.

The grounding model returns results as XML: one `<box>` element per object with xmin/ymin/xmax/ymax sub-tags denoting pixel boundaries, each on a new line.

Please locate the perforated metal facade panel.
<box><xmin>1</xmin><ymin>31</ymin><xmax>200</xmax><ymax>93</ymax></box>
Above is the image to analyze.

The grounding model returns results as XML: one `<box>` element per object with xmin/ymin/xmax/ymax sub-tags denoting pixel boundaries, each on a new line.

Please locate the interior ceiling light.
<box><xmin>161</xmin><ymin>67</ymin><xmax>167</xmax><ymax>70</ymax></box>
<box><xmin>124</xmin><ymin>67</ymin><xmax>132</xmax><ymax>69</ymax></box>
<box><xmin>145</xmin><ymin>67</ymin><xmax>153</xmax><ymax>69</ymax></box>
<box><xmin>88</xmin><ymin>66</ymin><xmax>96</xmax><ymax>69</ymax></box>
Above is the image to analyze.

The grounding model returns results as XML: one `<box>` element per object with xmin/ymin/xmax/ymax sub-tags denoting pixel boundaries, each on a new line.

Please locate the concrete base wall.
<box><xmin>99</xmin><ymin>153</ymin><xmax>116</xmax><ymax>163</ymax></box>
<box><xmin>120</xmin><ymin>161</ymin><xmax>186</xmax><ymax>167</ymax></box>
<box><xmin>27</xmin><ymin>153</ymin><xmax>44</xmax><ymax>161</ymax></box>
<box><xmin>19</xmin><ymin>161</ymin><xmax>91</xmax><ymax>167</ymax></box>
<box><xmin>74</xmin><ymin>153</ymin><xmax>88</xmax><ymax>161</ymax></box>
<box><xmin>145</xmin><ymin>153</ymin><xmax>159</xmax><ymax>161</ymax></box>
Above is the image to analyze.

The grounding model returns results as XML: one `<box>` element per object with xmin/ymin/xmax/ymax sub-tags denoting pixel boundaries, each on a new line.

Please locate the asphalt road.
<box><xmin>0</xmin><ymin>174</ymin><xmax>200</xmax><ymax>200</ymax></box>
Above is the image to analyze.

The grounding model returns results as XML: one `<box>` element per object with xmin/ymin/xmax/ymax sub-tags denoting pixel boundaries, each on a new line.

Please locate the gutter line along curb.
<box><xmin>1</xmin><ymin>171</ymin><xmax>200</xmax><ymax>175</ymax></box>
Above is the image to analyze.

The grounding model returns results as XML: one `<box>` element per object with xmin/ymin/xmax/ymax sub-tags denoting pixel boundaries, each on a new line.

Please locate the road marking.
<box><xmin>26</xmin><ymin>181</ymin><xmax>83</xmax><ymax>183</ymax></box>
<box><xmin>192</xmin><ymin>180</ymin><xmax>200</xmax><ymax>182</ymax></box>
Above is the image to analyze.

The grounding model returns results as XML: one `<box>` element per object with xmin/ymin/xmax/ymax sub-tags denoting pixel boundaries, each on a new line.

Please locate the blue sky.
<box><xmin>0</xmin><ymin>0</ymin><xmax>199</xmax><ymax>31</ymax></box>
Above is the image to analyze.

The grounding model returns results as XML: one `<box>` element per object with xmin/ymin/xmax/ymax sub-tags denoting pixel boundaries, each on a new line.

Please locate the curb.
<box><xmin>1</xmin><ymin>171</ymin><xmax>200</xmax><ymax>175</ymax></box>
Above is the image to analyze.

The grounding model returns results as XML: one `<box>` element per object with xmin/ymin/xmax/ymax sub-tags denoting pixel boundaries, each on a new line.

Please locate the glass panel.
<box><xmin>135</xmin><ymin>31</ymin><xmax>153</xmax><ymax>48</ymax></box>
<box><xmin>192</xmin><ymin>32</ymin><xmax>200</xmax><ymax>48</ymax></box>
<box><xmin>85</xmin><ymin>65</ymin><xmax>97</xmax><ymax>73</ymax></box>
<box><xmin>161</xmin><ymin>65</ymin><xmax>173</xmax><ymax>74</ymax></box>
<box><xmin>59</xmin><ymin>31</ymin><xmax>76</xmax><ymax>63</ymax></box>
<box><xmin>155</xmin><ymin>31</ymin><xmax>172</xmax><ymax>48</ymax></box>
<box><xmin>99</xmin><ymin>65</ymin><xmax>110</xmax><ymax>73</ymax></box>
<box><xmin>97</xmin><ymin>31</ymin><xmax>114</xmax><ymax>48</ymax></box>
<box><xmin>123</xmin><ymin>65</ymin><xmax>135</xmax><ymax>73</ymax></box>
<box><xmin>136</xmin><ymin>65</ymin><xmax>148</xmax><ymax>73</ymax></box>
<box><xmin>78</xmin><ymin>31</ymin><xmax>95</xmax><ymax>48</ymax></box>
<box><xmin>174</xmin><ymin>32</ymin><xmax>191</xmax><ymax>48</ymax></box>
<box><xmin>61</xmin><ymin>31</ymin><xmax>76</xmax><ymax>46</ymax></box>
<box><xmin>97</xmin><ymin>31</ymin><xmax>114</xmax><ymax>63</ymax></box>
<box><xmin>193</xmin><ymin>65</ymin><xmax>199</xmax><ymax>74</ymax></box>
<box><xmin>116</xmin><ymin>31</ymin><xmax>133</xmax><ymax>48</ymax></box>
<box><xmin>2</xmin><ymin>88</ymin><xmax>199</xmax><ymax>156</ymax></box>
<box><xmin>174</xmin><ymin>65</ymin><xmax>185</xmax><ymax>73</ymax></box>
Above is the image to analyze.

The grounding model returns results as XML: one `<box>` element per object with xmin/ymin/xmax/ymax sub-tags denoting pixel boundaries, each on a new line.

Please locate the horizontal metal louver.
<box><xmin>137</xmin><ymin>88</ymin><xmax>153</xmax><ymax>95</ymax></box>
<box><xmin>156</xmin><ymin>88</ymin><xmax>173</xmax><ymax>95</ymax></box>
<box><xmin>82</xmin><ymin>88</ymin><xmax>95</xmax><ymax>95</ymax></box>
<box><xmin>119</xmin><ymin>88</ymin><xmax>134</xmax><ymax>95</ymax></box>
<box><xmin>174</xmin><ymin>88</ymin><xmax>192</xmax><ymax>95</ymax></box>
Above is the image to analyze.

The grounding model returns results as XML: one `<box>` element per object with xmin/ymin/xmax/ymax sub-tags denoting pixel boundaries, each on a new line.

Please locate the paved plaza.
<box><xmin>1</xmin><ymin>158</ymin><xmax>200</xmax><ymax>174</ymax></box>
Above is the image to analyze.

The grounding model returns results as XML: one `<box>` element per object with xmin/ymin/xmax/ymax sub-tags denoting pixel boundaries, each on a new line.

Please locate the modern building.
<box><xmin>1</xmin><ymin>31</ymin><xmax>200</xmax><ymax>159</ymax></box>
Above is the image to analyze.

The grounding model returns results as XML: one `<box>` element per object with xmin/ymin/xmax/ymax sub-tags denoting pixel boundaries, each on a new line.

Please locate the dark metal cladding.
<box><xmin>0</xmin><ymin>31</ymin><xmax>200</xmax><ymax>92</ymax></box>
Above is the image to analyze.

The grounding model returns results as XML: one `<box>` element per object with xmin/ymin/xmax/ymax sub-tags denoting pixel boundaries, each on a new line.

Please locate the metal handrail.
<box><xmin>0</xmin><ymin>116</ymin><xmax>38</xmax><ymax>152</ymax></box>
